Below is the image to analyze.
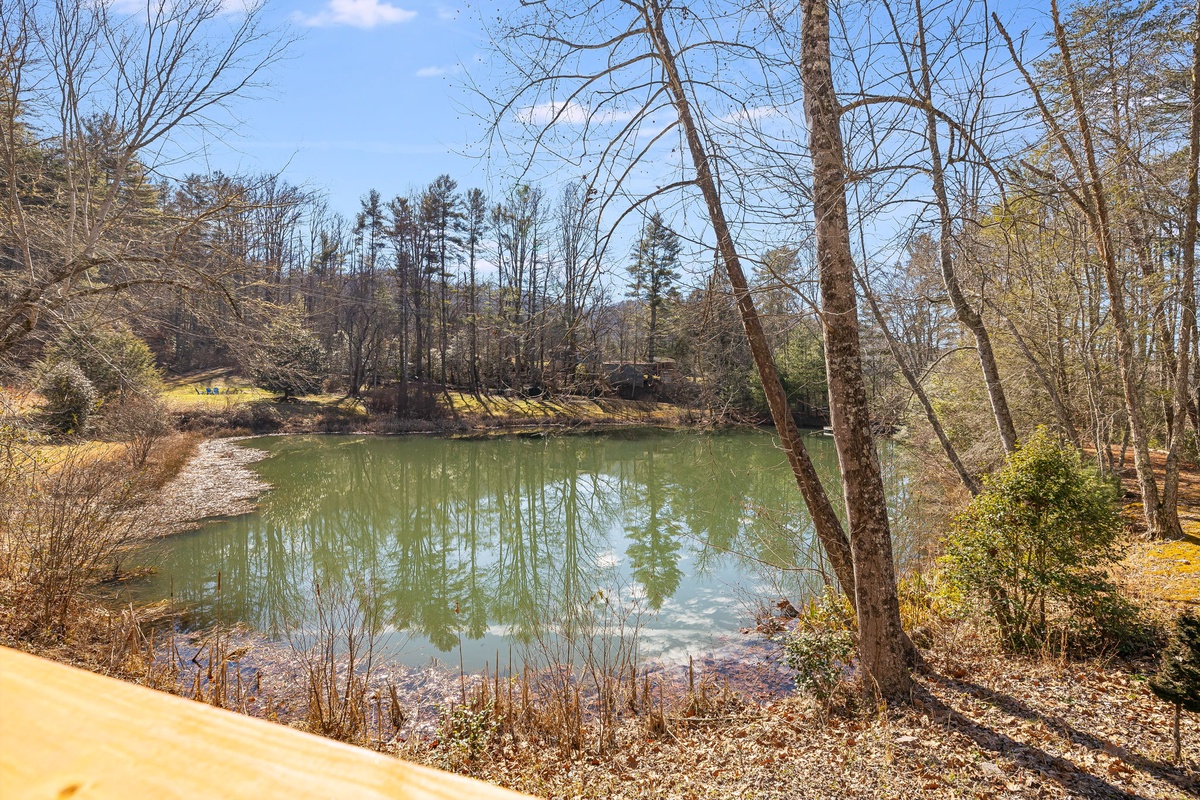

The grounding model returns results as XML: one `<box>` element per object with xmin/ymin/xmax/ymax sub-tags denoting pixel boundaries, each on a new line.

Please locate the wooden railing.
<box><xmin>0</xmin><ymin>647</ymin><xmax>532</xmax><ymax>799</ymax></box>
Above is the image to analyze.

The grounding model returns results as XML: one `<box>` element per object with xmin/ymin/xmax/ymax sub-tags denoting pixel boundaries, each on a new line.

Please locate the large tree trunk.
<box><xmin>799</xmin><ymin>0</ymin><xmax>912</xmax><ymax>697</ymax></box>
<box><xmin>641</xmin><ymin>0</ymin><xmax>858</xmax><ymax>606</ymax></box>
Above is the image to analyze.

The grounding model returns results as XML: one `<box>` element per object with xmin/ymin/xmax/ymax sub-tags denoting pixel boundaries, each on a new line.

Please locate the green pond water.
<box><xmin>135</xmin><ymin>429</ymin><xmax>914</xmax><ymax>671</ymax></box>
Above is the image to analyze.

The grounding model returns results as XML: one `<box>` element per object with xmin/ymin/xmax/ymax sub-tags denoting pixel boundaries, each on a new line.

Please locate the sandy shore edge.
<box><xmin>150</xmin><ymin>438</ymin><xmax>271</xmax><ymax>536</ymax></box>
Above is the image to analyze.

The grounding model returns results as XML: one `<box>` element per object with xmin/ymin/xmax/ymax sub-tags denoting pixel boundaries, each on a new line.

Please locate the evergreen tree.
<box><xmin>422</xmin><ymin>175</ymin><xmax>462</xmax><ymax>385</ymax></box>
<box><xmin>463</xmin><ymin>188</ymin><xmax>488</xmax><ymax>390</ymax></box>
<box><xmin>628</xmin><ymin>212</ymin><xmax>681</xmax><ymax>363</ymax></box>
<box><xmin>1150</xmin><ymin>612</ymin><xmax>1200</xmax><ymax>763</ymax></box>
<box><xmin>247</xmin><ymin>303</ymin><xmax>327</xmax><ymax>401</ymax></box>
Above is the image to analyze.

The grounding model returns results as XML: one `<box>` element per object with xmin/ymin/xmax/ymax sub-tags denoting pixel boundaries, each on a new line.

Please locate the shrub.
<box><xmin>0</xmin><ymin>449</ymin><xmax>142</xmax><ymax>638</ymax></box>
<box><xmin>290</xmin><ymin>580</ymin><xmax>386</xmax><ymax>745</ymax></box>
<box><xmin>941</xmin><ymin>427</ymin><xmax>1126</xmax><ymax>650</ymax></box>
<box><xmin>39</xmin><ymin>360</ymin><xmax>98</xmax><ymax>434</ymax></box>
<box><xmin>775</xmin><ymin>588</ymin><xmax>856</xmax><ymax>701</ymax></box>
<box><xmin>237</xmin><ymin>402</ymin><xmax>283</xmax><ymax>433</ymax></box>
<box><xmin>438</xmin><ymin>702</ymin><xmax>496</xmax><ymax>762</ymax></box>
<box><xmin>47</xmin><ymin>326</ymin><xmax>161</xmax><ymax>401</ymax></box>
<box><xmin>245</xmin><ymin>304</ymin><xmax>327</xmax><ymax>400</ymax></box>
<box><xmin>364</xmin><ymin>381</ymin><xmax>446</xmax><ymax>420</ymax></box>
<box><xmin>100</xmin><ymin>395</ymin><xmax>171</xmax><ymax>466</ymax></box>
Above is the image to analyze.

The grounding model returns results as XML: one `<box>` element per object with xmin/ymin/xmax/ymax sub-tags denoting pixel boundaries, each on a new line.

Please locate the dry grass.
<box><xmin>132</xmin><ymin>432</ymin><xmax>202</xmax><ymax>493</ymax></box>
<box><xmin>0</xmin><ymin>428</ymin><xmax>201</xmax><ymax>674</ymax></box>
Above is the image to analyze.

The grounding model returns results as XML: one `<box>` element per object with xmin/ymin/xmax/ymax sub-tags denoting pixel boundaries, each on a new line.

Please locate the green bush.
<box><xmin>775</xmin><ymin>588</ymin><xmax>856</xmax><ymax>700</ymax></box>
<box><xmin>438</xmin><ymin>702</ymin><xmax>495</xmax><ymax>761</ymax></box>
<box><xmin>39</xmin><ymin>361</ymin><xmax>98</xmax><ymax>434</ymax></box>
<box><xmin>47</xmin><ymin>326</ymin><xmax>161</xmax><ymax>401</ymax></box>
<box><xmin>941</xmin><ymin>427</ymin><xmax>1128</xmax><ymax>650</ymax></box>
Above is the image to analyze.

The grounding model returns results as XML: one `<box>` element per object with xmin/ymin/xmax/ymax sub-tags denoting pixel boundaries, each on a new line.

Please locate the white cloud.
<box><xmin>515</xmin><ymin>100</ymin><xmax>636</xmax><ymax>127</ymax></box>
<box><xmin>721</xmin><ymin>105</ymin><xmax>781</xmax><ymax>125</ymax></box>
<box><xmin>297</xmin><ymin>0</ymin><xmax>416</xmax><ymax>28</ymax></box>
<box><xmin>415</xmin><ymin>63</ymin><xmax>462</xmax><ymax>78</ymax></box>
<box><xmin>436</xmin><ymin>6</ymin><xmax>460</xmax><ymax>21</ymax></box>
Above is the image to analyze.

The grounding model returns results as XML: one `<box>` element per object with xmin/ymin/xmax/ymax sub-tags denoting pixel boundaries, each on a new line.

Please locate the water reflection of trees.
<box><xmin>147</xmin><ymin>432</ymin><xmax>905</xmax><ymax>662</ymax></box>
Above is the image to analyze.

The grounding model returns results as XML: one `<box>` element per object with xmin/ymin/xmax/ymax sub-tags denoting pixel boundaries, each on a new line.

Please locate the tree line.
<box><xmin>2</xmin><ymin>0</ymin><xmax>1197</xmax><ymax>700</ymax></box>
<box><xmin>0</xmin><ymin>0</ymin><xmax>834</xmax><ymax>421</ymax></box>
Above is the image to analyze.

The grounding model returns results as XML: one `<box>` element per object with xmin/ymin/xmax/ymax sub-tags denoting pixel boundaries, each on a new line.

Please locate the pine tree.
<box><xmin>628</xmin><ymin>212</ymin><xmax>681</xmax><ymax>363</ymax></box>
<box><xmin>1150</xmin><ymin>612</ymin><xmax>1200</xmax><ymax>763</ymax></box>
<box><xmin>247</xmin><ymin>303</ymin><xmax>327</xmax><ymax>401</ymax></box>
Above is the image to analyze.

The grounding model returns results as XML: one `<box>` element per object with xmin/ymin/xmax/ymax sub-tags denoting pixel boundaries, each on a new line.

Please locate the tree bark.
<box><xmin>641</xmin><ymin>0</ymin><xmax>858</xmax><ymax>607</ymax></box>
<box><xmin>799</xmin><ymin>0</ymin><xmax>912</xmax><ymax>697</ymax></box>
<box><xmin>1163</xmin><ymin>5</ymin><xmax>1200</xmax><ymax>540</ymax></box>
<box><xmin>913</xmin><ymin>0</ymin><xmax>1017</xmax><ymax>454</ymax></box>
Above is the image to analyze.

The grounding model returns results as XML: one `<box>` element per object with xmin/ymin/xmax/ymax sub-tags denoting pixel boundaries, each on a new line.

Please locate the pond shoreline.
<box><xmin>149</xmin><ymin>437</ymin><xmax>273</xmax><ymax>538</ymax></box>
<box><xmin>151</xmin><ymin>416</ymin><xmax>770</xmax><ymax>539</ymax></box>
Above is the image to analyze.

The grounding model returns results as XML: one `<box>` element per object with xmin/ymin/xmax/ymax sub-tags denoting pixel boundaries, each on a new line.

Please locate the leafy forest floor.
<box><xmin>406</xmin><ymin>640</ymin><xmax>1196</xmax><ymax>799</ymax></box>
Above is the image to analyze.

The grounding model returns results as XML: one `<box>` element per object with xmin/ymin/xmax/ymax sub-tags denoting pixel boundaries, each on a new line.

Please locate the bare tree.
<box><xmin>555</xmin><ymin>180</ymin><xmax>603</xmax><ymax>384</ymax></box>
<box><xmin>1163</xmin><ymin>3</ymin><xmax>1199</xmax><ymax>537</ymax></box>
<box><xmin>484</xmin><ymin>0</ymin><xmax>931</xmax><ymax>695</ymax></box>
<box><xmin>995</xmin><ymin>0</ymin><xmax>1177</xmax><ymax>537</ymax></box>
<box><xmin>0</xmin><ymin>0</ymin><xmax>290</xmax><ymax>358</ymax></box>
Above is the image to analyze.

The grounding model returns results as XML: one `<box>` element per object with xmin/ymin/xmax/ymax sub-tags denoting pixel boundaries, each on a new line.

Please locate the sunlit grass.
<box><xmin>445</xmin><ymin>391</ymin><xmax>680</xmax><ymax>423</ymax></box>
<box><xmin>160</xmin><ymin>378</ymin><xmax>364</xmax><ymax>414</ymax></box>
<box><xmin>1140</xmin><ymin>529</ymin><xmax>1200</xmax><ymax>602</ymax></box>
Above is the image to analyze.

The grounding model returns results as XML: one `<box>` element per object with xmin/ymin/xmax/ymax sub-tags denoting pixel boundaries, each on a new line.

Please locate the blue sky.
<box><xmin>186</xmin><ymin>0</ymin><xmax>1050</xmax><ymax>278</ymax></box>
<box><xmin>203</xmin><ymin>0</ymin><xmax>493</xmax><ymax>213</ymax></box>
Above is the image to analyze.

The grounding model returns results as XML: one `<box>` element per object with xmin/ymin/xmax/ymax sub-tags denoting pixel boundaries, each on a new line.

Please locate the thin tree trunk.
<box><xmin>642</xmin><ymin>0</ymin><xmax>858</xmax><ymax>606</ymax></box>
<box><xmin>469</xmin><ymin>244</ymin><xmax>479</xmax><ymax>393</ymax></box>
<box><xmin>1054</xmin><ymin>3</ymin><xmax>1167</xmax><ymax>537</ymax></box>
<box><xmin>997</xmin><ymin>3</ymin><xmax>1166</xmax><ymax>536</ymax></box>
<box><xmin>1163</xmin><ymin>7</ymin><xmax>1199</xmax><ymax>539</ymax></box>
<box><xmin>799</xmin><ymin>0</ymin><xmax>911</xmax><ymax>697</ymax></box>
<box><xmin>1173</xmin><ymin>703</ymin><xmax>1182</xmax><ymax>764</ymax></box>
<box><xmin>915</xmin><ymin>0</ymin><xmax>1017</xmax><ymax>454</ymax></box>
<box><xmin>993</xmin><ymin>305</ymin><xmax>1082</xmax><ymax>446</ymax></box>
<box><xmin>648</xmin><ymin>302</ymin><xmax>657</xmax><ymax>364</ymax></box>
<box><xmin>861</xmin><ymin>279</ymin><xmax>980</xmax><ymax>495</ymax></box>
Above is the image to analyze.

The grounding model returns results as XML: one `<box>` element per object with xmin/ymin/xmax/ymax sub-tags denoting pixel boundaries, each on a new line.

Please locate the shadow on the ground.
<box><xmin>918</xmin><ymin>672</ymin><xmax>1197</xmax><ymax>798</ymax></box>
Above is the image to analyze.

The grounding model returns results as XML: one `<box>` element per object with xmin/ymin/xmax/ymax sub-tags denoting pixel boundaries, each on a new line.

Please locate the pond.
<box><xmin>134</xmin><ymin>429</ymin><xmax>914</xmax><ymax>671</ymax></box>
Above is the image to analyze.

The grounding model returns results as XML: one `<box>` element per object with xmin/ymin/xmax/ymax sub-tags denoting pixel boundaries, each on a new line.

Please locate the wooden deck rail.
<box><xmin>0</xmin><ymin>647</ymin><xmax>533</xmax><ymax>799</ymax></box>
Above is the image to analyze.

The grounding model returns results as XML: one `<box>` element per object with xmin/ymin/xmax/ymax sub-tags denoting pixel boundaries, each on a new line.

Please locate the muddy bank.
<box><xmin>149</xmin><ymin>438</ymin><xmax>270</xmax><ymax>536</ymax></box>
